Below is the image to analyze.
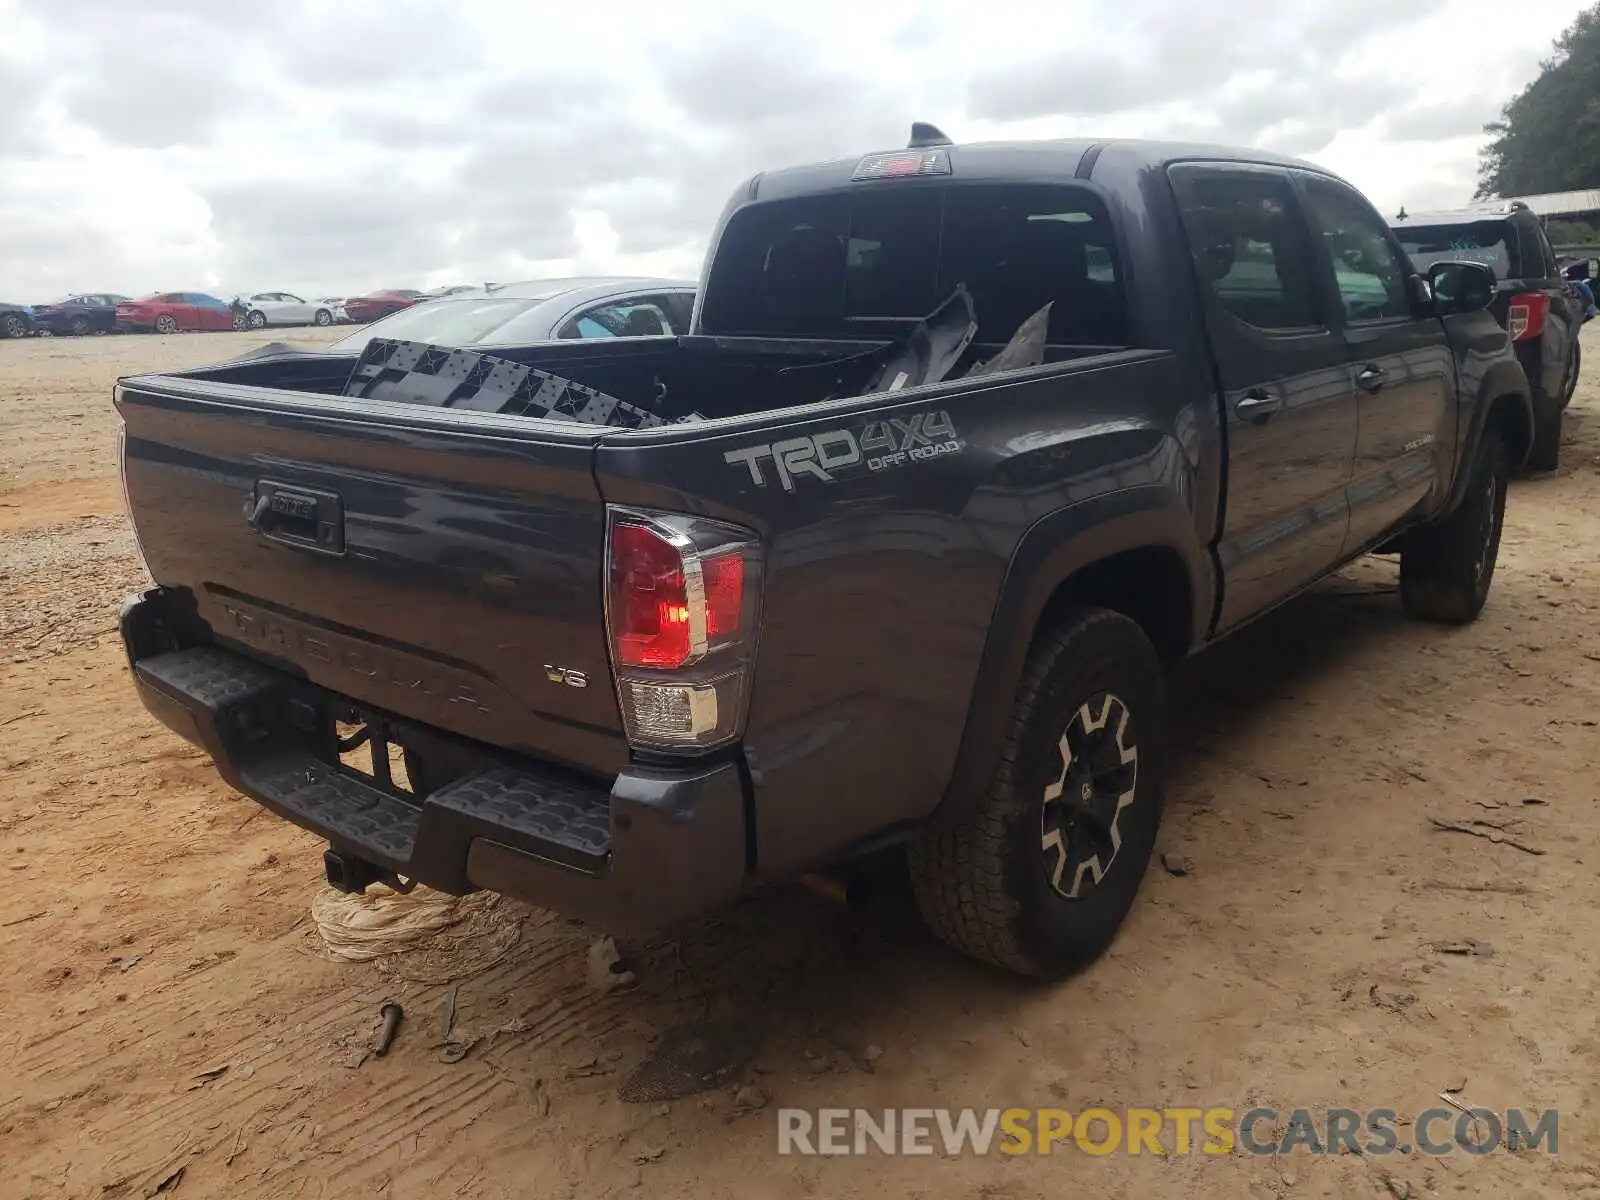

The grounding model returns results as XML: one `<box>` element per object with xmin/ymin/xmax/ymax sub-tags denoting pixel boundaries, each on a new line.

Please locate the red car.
<box><xmin>342</xmin><ymin>289</ymin><xmax>423</xmax><ymax>324</ymax></box>
<box><xmin>116</xmin><ymin>292</ymin><xmax>238</xmax><ymax>334</ymax></box>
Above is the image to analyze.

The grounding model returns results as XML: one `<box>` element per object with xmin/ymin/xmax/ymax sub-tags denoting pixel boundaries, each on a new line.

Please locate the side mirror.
<box><xmin>1428</xmin><ymin>260</ymin><xmax>1496</xmax><ymax>314</ymax></box>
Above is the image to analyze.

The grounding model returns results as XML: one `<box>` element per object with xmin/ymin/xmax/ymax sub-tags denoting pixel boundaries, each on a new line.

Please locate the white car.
<box><xmin>235</xmin><ymin>292</ymin><xmax>338</xmax><ymax>329</ymax></box>
<box><xmin>317</xmin><ymin>297</ymin><xmax>352</xmax><ymax>323</ymax></box>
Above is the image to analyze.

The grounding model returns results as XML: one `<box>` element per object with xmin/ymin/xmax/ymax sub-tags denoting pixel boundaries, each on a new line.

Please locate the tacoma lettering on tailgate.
<box><xmin>221</xmin><ymin>603</ymin><xmax>490</xmax><ymax>712</ymax></box>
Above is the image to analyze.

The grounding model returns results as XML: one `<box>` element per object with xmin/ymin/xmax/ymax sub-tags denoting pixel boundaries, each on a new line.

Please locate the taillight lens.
<box><xmin>610</xmin><ymin>522</ymin><xmax>692</xmax><ymax>668</ymax></box>
<box><xmin>605</xmin><ymin>508</ymin><xmax>761</xmax><ymax>753</ymax></box>
<box><xmin>1507</xmin><ymin>292</ymin><xmax>1549</xmax><ymax>342</ymax></box>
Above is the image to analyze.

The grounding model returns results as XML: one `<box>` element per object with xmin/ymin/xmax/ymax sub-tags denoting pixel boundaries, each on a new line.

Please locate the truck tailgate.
<box><xmin>116</xmin><ymin>378</ymin><xmax>627</xmax><ymax>776</ymax></box>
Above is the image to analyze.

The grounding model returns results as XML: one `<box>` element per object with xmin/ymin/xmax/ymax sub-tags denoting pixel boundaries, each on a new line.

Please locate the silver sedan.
<box><xmin>326</xmin><ymin>277</ymin><xmax>696</xmax><ymax>354</ymax></box>
<box><xmin>235</xmin><ymin>292</ymin><xmax>339</xmax><ymax>329</ymax></box>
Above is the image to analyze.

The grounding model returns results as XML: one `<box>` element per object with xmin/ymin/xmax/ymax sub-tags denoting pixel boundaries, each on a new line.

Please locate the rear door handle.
<box><xmin>1235</xmin><ymin>390</ymin><xmax>1282</xmax><ymax>424</ymax></box>
<box><xmin>1356</xmin><ymin>365</ymin><xmax>1387</xmax><ymax>393</ymax></box>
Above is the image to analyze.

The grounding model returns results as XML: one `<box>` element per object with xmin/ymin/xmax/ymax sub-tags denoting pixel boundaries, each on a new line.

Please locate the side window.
<box><xmin>563</xmin><ymin>300</ymin><xmax>674</xmax><ymax>339</ymax></box>
<box><xmin>1299</xmin><ymin>177</ymin><xmax>1412</xmax><ymax>322</ymax></box>
<box><xmin>1174</xmin><ymin>171</ymin><xmax>1320</xmax><ymax>331</ymax></box>
<box><xmin>662</xmin><ymin>292</ymin><xmax>695</xmax><ymax>331</ymax></box>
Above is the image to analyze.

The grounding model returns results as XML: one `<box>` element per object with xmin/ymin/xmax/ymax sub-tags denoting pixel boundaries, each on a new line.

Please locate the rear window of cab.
<box><xmin>699</xmin><ymin>183</ymin><xmax>1127</xmax><ymax>347</ymax></box>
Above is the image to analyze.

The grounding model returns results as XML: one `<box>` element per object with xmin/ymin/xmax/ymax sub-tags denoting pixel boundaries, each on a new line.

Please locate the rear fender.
<box><xmin>1439</xmin><ymin>358</ymin><xmax>1532</xmax><ymax>518</ymax></box>
<box><xmin>931</xmin><ymin>486</ymin><xmax>1210</xmax><ymax>826</ymax></box>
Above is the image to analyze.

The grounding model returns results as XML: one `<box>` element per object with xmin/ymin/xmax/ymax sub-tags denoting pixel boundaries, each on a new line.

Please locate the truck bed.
<box><xmin>115</xmin><ymin>330</ymin><xmax>1197</xmax><ymax>872</ymax></box>
<box><xmin>174</xmin><ymin>331</ymin><xmax>1122</xmax><ymax>420</ymax></box>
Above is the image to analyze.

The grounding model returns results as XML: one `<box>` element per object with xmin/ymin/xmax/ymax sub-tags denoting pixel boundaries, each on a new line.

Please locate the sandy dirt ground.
<box><xmin>2</xmin><ymin>326</ymin><xmax>1599</xmax><ymax>1200</ymax></box>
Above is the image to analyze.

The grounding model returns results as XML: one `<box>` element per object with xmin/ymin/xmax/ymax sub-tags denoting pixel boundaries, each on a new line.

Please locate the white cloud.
<box><xmin>0</xmin><ymin>0</ymin><xmax>1583</xmax><ymax>301</ymax></box>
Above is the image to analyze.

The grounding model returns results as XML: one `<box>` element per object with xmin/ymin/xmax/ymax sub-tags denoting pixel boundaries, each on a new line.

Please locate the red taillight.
<box><xmin>1507</xmin><ymin>292</ymin><xmax>1549</xmax><ymax>342</ymax></box>
<box><xmin>609</xmin><ymin>522</ymin><xmax>750</xmax><ymax>668</ymax></box>
<box><xmin>703</xmin><ymin>552</ymin><xmax>745</xmax><ymax>638</ymax></box>
<box><xmin>610</xmin><ymin>522</ymin><xmax>692</xmax><ymax>668</ymax></box>
<box><xmin>605</xmin><ymin>509</ymin><xmax>762</xmax><ymax>752</ymax></box>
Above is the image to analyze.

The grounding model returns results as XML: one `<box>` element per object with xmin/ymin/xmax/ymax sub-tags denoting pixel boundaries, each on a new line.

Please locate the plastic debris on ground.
<box><xmin>311</xmin><ymin>884</ymin><xmax>465</xmax><ymax>962</ymax></box>
<box><xmin>586</xmin><ymin>935</ymin><xmax>637</xmax><ymax>994</ymax></box>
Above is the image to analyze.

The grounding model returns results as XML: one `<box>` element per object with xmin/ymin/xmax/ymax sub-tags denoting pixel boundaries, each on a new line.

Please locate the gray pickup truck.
<box><xmin>114</xmin><ymin>131</ymin><xmax>1532</xmax><ymax>977</ymax></box>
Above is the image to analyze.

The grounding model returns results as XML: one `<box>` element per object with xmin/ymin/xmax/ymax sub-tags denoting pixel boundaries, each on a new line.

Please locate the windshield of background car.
<box><xmin>329</xmin><ymin>296</ymin><xmax>553</xmax><ymax>352</ymax></box>
<box><xmin>698</xmin><ymin>182</ymin><xmax>1126</xmax><ymax>345</ymax></box>
<box><xmin>1395</xmin><ymin>221</ymin><xmax>1513</xmax><ymax>280</ymax></box>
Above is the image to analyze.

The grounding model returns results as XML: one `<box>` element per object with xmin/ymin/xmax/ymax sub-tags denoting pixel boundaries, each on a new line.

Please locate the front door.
<box><xmin>1295</xmin><ymin>174</ymin><xmax>1455</xmax><ymax>553</ymax></box>
<box><xmin>1168</xmin><ymin>163</ymin><xmax>1358</xmax><ymax>629</ymax></box>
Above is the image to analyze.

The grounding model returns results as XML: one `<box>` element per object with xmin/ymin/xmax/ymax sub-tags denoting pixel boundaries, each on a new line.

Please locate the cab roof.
<box><xmin>745</xmin><ymin>135</ymin><xmax>1334</xmax><ymax>203</ymax></box>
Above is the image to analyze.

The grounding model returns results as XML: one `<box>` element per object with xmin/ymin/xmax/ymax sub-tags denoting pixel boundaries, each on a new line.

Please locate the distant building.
<box><xmin>1495</xmin><ymin>189</ymin><xmax>1600</xmax><ymax>220</ymax></box>
<box><xmin>1493</xmin><ymin>190</ymin><xmax>1600</xmax><ymax>250</ymax></box>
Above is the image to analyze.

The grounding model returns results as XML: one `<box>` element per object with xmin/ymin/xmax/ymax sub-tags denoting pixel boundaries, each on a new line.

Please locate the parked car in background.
<box><xmin>420</xmin><ymin>285</ymin><xmax>479</xmax><ymax>299</ymax></box>
<box><xmin>327</xmin><ymin>277</ymin><xmax>696</xmax><ymax>354</ymax></box>
<box><xmin>1559</xmin><ymin>256</ymin><xmax>1599</xmax><ymax>317</ymax></box>
<box><xmin>234</xmin><ymin>292</ymin><xmax>338</xmax><ymax>330</ymax></box>
<box><xmin>116</xmin><ymin>292</ymin><xmax>237</xmax><ymax>334</ymax></box>
<box><xmin>317</xmin><ymin>297</ymin><xmax>352</xmax><ymax>323</ymax></box>
<box><xmin>0</xmin><ymin>302</ymin><xmax>34</xmax><ymax>338</ymax></box>
<box><xmin>30</xmin><ymin>293</ymin><xmax>131</xmax><ymax>336</ymax></box>
<box><xmin>342</xmin><ymin>289</ymin><xmax>424</xmax><ymax>324</ymax></box>
<box><xmin>1393</xmin><ymin>201</ymin><xmax>1584</xmax><ymax>470</ymax></box>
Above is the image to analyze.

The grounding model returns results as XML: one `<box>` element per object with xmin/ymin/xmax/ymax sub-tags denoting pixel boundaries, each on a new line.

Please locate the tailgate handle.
<box><xmin>247</xmin><ymin>481</ymin><xmax>345</xmax><ymax>555</ymax></box>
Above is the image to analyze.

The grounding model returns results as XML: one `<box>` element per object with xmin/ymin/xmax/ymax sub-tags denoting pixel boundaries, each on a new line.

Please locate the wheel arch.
<box><xmin>1477</xmin><ymin>360</ymin><xmax>1534</xmax><ymax>466</ymax></box>
<box><xmin>932</xmin><ymin>488</ymin><xmax>1209</xmax><ymax>827</ymax></box>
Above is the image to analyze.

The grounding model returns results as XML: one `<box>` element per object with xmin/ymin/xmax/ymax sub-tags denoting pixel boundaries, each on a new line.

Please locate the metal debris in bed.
<box><xmin>343</xmin><ymin>338</ymin><xmax>699</xmax><ymax>428</ymax></box>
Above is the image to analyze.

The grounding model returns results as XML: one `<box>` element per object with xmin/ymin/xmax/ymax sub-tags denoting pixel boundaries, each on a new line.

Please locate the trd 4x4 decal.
<box><xmin>724</xmin><ymin>410</ymin><xmax>965</xmax><ymax>492</ymax></box>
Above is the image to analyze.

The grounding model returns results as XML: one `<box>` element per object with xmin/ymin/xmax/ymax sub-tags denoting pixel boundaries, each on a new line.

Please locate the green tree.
<box><xmin>1477</xmin><ymin>3</ymin><xmax>1600</xmax><ymax>198</ymax></box>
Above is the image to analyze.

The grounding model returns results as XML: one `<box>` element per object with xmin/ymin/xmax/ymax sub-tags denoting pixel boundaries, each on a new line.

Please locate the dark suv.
<box><xmin>1394</xmin><ymin>201</ymin><xmax>1584</xmax><ymax>470</ymax></box>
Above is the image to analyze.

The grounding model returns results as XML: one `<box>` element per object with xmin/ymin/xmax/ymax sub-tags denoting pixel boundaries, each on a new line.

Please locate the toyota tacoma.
<box><xmin>114</xmin><ymin>131</ymin><xmax>1532</xmax><ymax>977</ymax></box>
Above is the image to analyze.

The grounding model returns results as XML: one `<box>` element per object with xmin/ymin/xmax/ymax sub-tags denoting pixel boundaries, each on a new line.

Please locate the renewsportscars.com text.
<box><xmin>776</xmin><ymin>1106</ymin><xmax>1559</xmax><ymax>1157</ymax></box>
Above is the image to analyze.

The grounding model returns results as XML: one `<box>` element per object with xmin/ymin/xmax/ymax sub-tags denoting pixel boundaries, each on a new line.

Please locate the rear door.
<box><xmin>200</xmin><ymin>295</ymin><xmax>237</xmax><ymax>330</ymax></box>
<box><xmin>1295</xmin><ymin>174</ymin><xmax>1455</xmax><ymax>552</ymax></box>
<box><xmin>279</xmin><ymin>293</ymin><xmax>314</xmax><ymax>324</ymax></box>
<box><xmin>1168</xmin><ymin>163</ymin><xmax>1357</xmax><ymax>628</ymax></box>
<box><xmin>170</xmin><ymin>293</ymin><xmax>203</xmax><ymax>329</ymax></box>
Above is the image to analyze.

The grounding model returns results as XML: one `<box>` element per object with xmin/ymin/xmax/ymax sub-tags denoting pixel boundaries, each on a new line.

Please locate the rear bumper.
<box><xmin>120</xmin><ymin>589</ymin><xmax>749</xmax><ymax>936</ymax></box>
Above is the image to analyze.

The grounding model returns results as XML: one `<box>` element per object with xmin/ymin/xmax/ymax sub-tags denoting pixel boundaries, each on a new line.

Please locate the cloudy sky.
<box><xmin>0</xmin><ymin>0</ymin><xmax>1584</xmax><ymax>302</ymax></box>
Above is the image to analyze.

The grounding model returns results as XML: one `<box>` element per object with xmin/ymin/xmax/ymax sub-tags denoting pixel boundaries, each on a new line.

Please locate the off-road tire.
<box><xmin>1400</xmin><ymin>429</ymin><xmax>1508</xmax><ymax>624</ymax></box>
<box><xmin>908</xmin><ymin>607</ymin><xmax>1167</xmax><ymax>978</ymax></box>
